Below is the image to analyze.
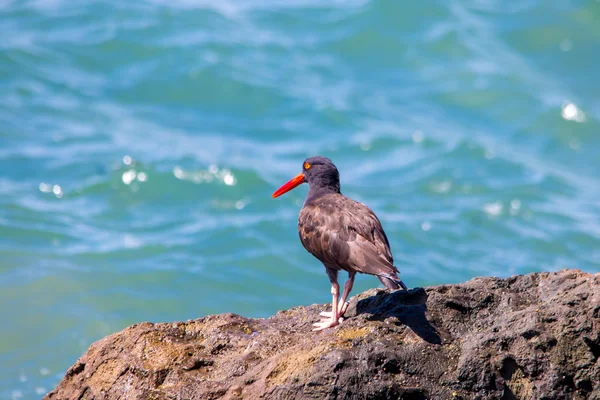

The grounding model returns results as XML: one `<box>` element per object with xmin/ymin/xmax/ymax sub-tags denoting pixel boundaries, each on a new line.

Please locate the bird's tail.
<box><xmin>377</xmin><ymin>273</ymin><xmax>408</xmax><ymax>291</ymax></box>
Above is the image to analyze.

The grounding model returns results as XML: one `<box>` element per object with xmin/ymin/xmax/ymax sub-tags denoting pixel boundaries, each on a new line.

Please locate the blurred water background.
<box><xmin>1</xmin><ymin>0</ymin><xmax>600</xmax><ymax>398</ymax></box>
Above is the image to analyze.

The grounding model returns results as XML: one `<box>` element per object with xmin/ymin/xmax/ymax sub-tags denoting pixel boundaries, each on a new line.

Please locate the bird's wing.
<box><xmin>342</xmin><ymin>200</ymin><xmax>399</xmax><ymax>276</ymax></box>
<box><xmin>299</xmin><ymin>195</ymin><xmax>399</xmax><ymax>277</ymax></box>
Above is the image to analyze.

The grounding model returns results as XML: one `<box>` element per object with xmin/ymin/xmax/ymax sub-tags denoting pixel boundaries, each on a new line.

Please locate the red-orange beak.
<box><xmin>272</xmin><ymin>172</ymin><xmax>305</xmax><ymax>198</ymax></box>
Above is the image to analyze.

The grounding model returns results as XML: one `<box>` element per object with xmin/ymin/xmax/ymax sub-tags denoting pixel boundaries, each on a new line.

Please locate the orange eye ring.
<box><xmin>304</xmin><ymin>162</ymin><xmax>311</xmax><ymax>170</ymax></box>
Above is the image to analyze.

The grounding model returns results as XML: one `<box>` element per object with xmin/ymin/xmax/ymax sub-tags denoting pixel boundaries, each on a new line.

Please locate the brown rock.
<box><xmin>45</xmin><ymin>269</ymin><xmax>600</xmax><ymax>399</ymax></box>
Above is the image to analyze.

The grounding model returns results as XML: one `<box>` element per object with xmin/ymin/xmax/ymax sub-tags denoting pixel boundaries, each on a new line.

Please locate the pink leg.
<box><xmin>320</xmin><ymin>271</ymin><xmax>356</xmax><ymax>318</ymax></box>
<box><xmin>338</xmin><ymin>271</ymin><xmax>356</xmax><ymax>315</ymax></box>
<box><xmin>313</xmin><ymin>282</ymin><xmax>340</xmax><ymax>331</ymax></box>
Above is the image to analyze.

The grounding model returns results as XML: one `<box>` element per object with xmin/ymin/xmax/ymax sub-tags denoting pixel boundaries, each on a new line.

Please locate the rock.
<box><xmin>45</xmin><ymin>269</ymin><xmax>599</xmax><ymax>400</ymax></box>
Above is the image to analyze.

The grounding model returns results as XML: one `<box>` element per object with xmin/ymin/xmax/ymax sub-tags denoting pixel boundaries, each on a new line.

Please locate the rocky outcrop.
<box><xmin>46</xmin><ymin>269</ymin><xmax>599</xmax><ymax>400</ymax></box>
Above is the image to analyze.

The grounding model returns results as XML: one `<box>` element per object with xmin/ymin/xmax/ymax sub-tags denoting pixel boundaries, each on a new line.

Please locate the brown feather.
<box><xmin>298</xmin><ymin>193</ymin><xmax>401</xmax><ymax>283</ymax></box>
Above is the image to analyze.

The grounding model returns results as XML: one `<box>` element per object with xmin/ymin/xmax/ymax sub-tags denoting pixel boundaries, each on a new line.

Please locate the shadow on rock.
<box><xmin>354</xmin><ymin>287</ymin><xmax>442</xmax><ymax>345</ymax></box>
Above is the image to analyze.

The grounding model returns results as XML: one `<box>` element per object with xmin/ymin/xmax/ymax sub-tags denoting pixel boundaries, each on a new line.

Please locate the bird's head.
<box><xmin>272</xmin><ymin>156</ymin><xmax>340</xmax><ymax>198</ymax></box>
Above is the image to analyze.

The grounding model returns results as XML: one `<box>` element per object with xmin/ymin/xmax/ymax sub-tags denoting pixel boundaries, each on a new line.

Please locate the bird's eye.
<box><xmin>304</xmin><ymin>162</ymin><xmax>311</xmax><ymax>170</ymax></box>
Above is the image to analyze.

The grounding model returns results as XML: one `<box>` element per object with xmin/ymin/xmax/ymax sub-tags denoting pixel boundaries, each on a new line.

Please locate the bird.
<box><xmin>272</xmin><ymin>156</ymin><xmax>408</xmax><ymax>331</ymax></box>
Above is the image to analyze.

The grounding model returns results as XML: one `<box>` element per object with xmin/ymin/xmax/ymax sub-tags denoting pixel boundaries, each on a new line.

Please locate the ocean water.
<box><xmin>1</xmin><ymin>0</ymin><xmax>600</xmax><ymax>398</ymax></box>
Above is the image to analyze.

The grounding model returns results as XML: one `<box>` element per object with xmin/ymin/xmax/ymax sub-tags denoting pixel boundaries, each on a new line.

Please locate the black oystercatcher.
<box><xmin>272</xmin><ymin>156</ymin><xmax>408</xmax><ymax>331</ymax></box>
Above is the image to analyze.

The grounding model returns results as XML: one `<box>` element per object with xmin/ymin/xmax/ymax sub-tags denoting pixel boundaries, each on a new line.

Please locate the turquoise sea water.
<box><xmin>1</xmin><ymin>0</ymin><xmax>600</xmax><ymax>398</ymax></box>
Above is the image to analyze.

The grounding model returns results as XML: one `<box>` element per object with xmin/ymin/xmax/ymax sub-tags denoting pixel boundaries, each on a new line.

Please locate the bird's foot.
<box><xmin>312</xmin><ymin>315</ymin><xmax>343</xmax><ymax>331</ymax></box>
<box><xmin>319</xmin><ymin>301</ymin><xmax>349</xmax><ymax>319</ymax></box>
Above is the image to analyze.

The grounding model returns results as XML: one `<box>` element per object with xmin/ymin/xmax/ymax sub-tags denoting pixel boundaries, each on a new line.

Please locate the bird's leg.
<box><xmin>338</xmin><ymin>271</ymin><xmax>356</xmax><ymax>316</ymax></box>
<box><xmin>313</xmin><ymin>282</ymin><xmax>340</xmax><ymax>331</ymax></box>
<box><xmin>320</xmin><ymin>271</ymin><xmax>356</xmax><ymax>318</ymax></box>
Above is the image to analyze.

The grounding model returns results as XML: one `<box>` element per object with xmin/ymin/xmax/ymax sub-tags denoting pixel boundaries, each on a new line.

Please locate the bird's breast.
<box><xmin>298</xmin><ymin>206</ymin><xmax>326</xmax><ymax>258</ymax></box>
<box><xmin>297</xmin><ymin>203</ymin><xmax>353</xmax><ymax>270</ymax></box>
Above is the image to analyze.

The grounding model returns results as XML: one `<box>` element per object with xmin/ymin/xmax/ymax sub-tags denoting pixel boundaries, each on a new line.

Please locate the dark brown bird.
<box><xmin>272</xmin><ymin>156</ymin><xmax>408</xmax><ymax>330</ymax></box>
